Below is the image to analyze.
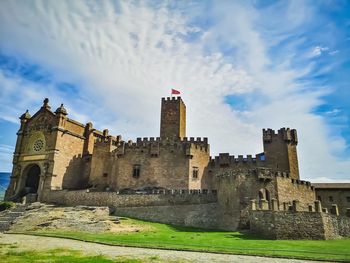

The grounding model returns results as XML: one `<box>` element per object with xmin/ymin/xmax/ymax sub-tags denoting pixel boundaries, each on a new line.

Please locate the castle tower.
<box><xmin>263</xmin><ymin>128</ymin><xmax>299</xmax><ymax>179</ymax></box>
<box><xmin>160</xmin><ymin>97</ymin><xmax>186</xmax><ymax>139</ymax></box>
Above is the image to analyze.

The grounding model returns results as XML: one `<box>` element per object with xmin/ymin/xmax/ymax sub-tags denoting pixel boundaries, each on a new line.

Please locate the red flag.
<box><xmin>171</xmin><ymin>89</ymin><xmax>180</xmax><ymax>95</ymax></box>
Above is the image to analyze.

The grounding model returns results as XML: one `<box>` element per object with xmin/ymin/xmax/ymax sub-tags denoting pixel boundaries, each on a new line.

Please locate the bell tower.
<box><xmin>160</xmin><ymin>97</ymin><xmax>186</xmax><ymax>139</ymax></box>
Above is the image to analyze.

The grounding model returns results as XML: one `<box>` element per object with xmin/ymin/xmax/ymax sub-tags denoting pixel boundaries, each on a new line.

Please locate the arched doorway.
<box><xmin>25</xmin><ymin>164</ymin><xmax>41</xmax><ymax>193</ymax></box>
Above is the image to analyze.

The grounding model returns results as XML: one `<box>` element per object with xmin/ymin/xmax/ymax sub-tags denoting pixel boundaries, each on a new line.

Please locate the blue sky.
<box><xmin>0</xmin><ymin>0</ymin><xmax>349</xmax><ymax>182</ymax></box>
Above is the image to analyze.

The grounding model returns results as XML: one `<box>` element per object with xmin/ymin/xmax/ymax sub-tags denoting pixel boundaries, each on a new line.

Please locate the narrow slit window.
<box><xmin>133</xmin><ymin>165</ymin><xmax>141</xmax><ymax>178</ymax></box>
<box><xmin>192</xmin><ymin>167</ymin><xmax>199</xmax><ymax>179</ymax></box>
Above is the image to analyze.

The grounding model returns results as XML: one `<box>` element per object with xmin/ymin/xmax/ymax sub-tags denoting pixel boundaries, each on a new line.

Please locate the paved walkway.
<box><xmin>0</xmin><ymin>233</ymin><xmax>322</xmax><ymax>263</ymax></box>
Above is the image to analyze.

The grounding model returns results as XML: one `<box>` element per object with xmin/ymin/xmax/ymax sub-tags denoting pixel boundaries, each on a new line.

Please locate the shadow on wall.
<box><xmin>62</xmin><ymin>155</ymin><xmax>89</xmax><ymax>190</ymax></box>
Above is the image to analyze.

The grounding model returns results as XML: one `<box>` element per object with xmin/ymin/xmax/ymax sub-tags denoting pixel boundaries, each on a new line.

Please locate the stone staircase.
<box><xmin>0</xmin><ymin>204</ymin><xmax>26</xmax><ymax>232</ymax></box>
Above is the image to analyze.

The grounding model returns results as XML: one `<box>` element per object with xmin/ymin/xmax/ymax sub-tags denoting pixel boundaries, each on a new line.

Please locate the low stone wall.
<box><xmin>250</xmin><ymin>210</ymin><xmax>350</xmax><ymax>240</ymax></box>
<box><xmin>115</xmin><ymin>203</ymin><xmax>220</xmax><ymax>229</ymax></box>
<box><xmin>338</xmin><ymin>216</ymin><xmax>350</xmax><ymax>237</ymax></box>
<box><xmin>45</xmin><ymin>190</ymin><xmax>241</xmax><ymax>230</ymax></box>
<box><xmin>46</xmin><ymin>190</ymin><xmax>217</xmax><ymax>207</ymax></box>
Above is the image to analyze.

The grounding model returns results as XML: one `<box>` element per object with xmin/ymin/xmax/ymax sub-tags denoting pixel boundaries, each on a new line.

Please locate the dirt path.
<box><xmin>0</xmin><ymin>233</ymin><xmax>321</xmax><ymax>263</ymax></box>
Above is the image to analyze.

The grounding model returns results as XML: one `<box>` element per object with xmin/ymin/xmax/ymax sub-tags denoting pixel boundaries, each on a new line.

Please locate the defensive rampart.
<box><xmin>47</xmin><ymin>189</ymin><xmax>217</xmax><ymax>207</ymax></box>
<box><xmin>250</xmin><ymin>202</ymin><xmax>350</xmax><ymax>240</ymax></box>
<box><xmin>115</xmin><ymin>203</ymin><xmax>220</xmax><ymax>229</ymax></box>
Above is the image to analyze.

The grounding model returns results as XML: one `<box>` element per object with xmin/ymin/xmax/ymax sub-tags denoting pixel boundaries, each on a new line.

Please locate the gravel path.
<box><xmin>0</xmin><ymin>233</ymin><xmax>321</xmax><ymax>263</ymax></box>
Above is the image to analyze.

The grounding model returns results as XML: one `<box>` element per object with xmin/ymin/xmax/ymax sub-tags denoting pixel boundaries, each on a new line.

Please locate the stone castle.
<box><xmin>5</xmin><ymin>97</ymin><xmax>350</xmax><ymax>239</ymax></box>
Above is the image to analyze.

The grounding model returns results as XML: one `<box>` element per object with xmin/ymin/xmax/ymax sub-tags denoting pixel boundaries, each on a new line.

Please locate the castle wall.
<box><xmin>214</xmin><ymin>168</ymin><xmax>277</xmax><ymax>229</ymax></box>
<box><xmin>115</xmin><ymin>143</ymin><xmax>189</xmax><ymax>190</ymax></box>
<box><xmin>250</xmin><ymin>210</ymin><xmax>350</xmax><ymax>240</ymax></box>
<box><xmin>46</xmin><ymin>189</ymin><xmax>230</xmax><ymax>230</ymax></box>
<box><xmin>314</xmin><ymin>188</ymin><xmax>350</xmax><ymax>216</ymax></box>
<box><xmin>65</xmin><ymin>118</ymin><xmax>85</xmax><ymax>136</ymax></box>
<box><xmin>115</xmin><ymin>203</ymin><xmax>219</xmax><ymax>229</ymax></box>
<box><xmin>188</xmin><ymin>144</ymin><xmax>210</xmax><ymax>189</ymax></box>
<box><xmin>89</xmin><ymin>140</ymin><xmax>117</xmax><ymax>190</ymax></box>
<box><xmin>100</xmin><ymin>138</ymin><xmax>210</xmax><ymax>191</ymax></box>
<box><xmin>50</xmin><ymin>130</ymin><xmax>85</xmax><ymax>190</ymax></box>
<box><xmin>338</xmin><ymin>216</ymin><xmax>350</xmax><ymax>237</ymax></box>
<box><xmin>46</xmin><ymin>190</ymin><xmax>217</xmax><ymax>206</ymax></box>
<box><xmin>276</xmin><ymin>176</ymin><xmax>315</xmax><ymax>211</ymax></box>
<box><xmin>287</xmin><ymin>145</ymin><xmax>299</xmax><ymax>180</ymax></box>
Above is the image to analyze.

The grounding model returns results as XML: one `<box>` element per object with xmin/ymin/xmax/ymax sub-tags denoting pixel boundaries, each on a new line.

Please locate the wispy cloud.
<box><xmin>0</xmin><ymin>144</ymin><xmax>14</xmax><ymax>172</ymax></box>
<box><xmin>310</xmin><ymin>46</ymin><xmax>329</xmax><ymax>57</ymax></box>
<box><xmin>0</xmin><ymin>0</ymin><xmax>349</xmax><ymax>181</ymax></box>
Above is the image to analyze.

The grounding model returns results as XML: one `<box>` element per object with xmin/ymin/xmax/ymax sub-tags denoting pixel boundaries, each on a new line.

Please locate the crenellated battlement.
<box><xmin>263</xmin><ymin>127</ymin><xmax>298</xmax><ymax>145</ymax></box>
<box><xmin>210</xmin><ymin>153</ymin><xmax>265</xmax><ymax>167</ymax></box>
<box><xmin>290</xmin><ymin>178</ymin><xmax>314</xmax><ymax>190</ymax></box>
<box><xmin>94</xmin><ymin>131</ymin><xmax>122</xmax><ymax>147</ymax></box>
<box><xmin>214</xmin><ymin>167</ymin><xmax>313</xmax><ymax>187</ymax></box>
<box><xmin>161</xmin><ymin>96</ymin><xmax>183</xmax><ymax>102</ymax></box>
<box><xmin>115</xmin><ymin>136</ymin><xmax>209</xmax><ymax>157</ymax></box>
<box><xmin>133</xmin><ymin>136</ymin><xmax>208</xmax><ymax>146</ymax></box>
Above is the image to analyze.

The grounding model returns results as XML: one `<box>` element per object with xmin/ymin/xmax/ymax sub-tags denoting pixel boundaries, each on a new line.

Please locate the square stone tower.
<box><xmin>160</xmin><ymin>97</ymin><xmax>186</xmax><ymax>139</ymax></box>
<box><xmin>263</xmin><ymin>128</ymin><xmax>300</xmax><ymax>179</ymax></box>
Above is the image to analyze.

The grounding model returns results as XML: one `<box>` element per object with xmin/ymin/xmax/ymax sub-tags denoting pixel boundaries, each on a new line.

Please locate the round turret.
<box><xmin>55</xmin><ymin>104</ymin><xmax>68</xmax><ymax>115</ymax></box>
<box><xmin>20</xmin><ymin>110</ymin><xmax>31</xmax><ymax>120</ymax></box>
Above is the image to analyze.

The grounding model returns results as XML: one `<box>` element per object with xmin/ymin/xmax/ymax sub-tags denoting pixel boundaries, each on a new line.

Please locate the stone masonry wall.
<box><xmin>51</xmin><ymin>130</ymin><xmax>85</xmax><ymax>190</ymax></box>
<box><xmin>250</xmin><ymin>210</ymin><xmax>350</xmax><ymax>239</ymax></box>
<box><xmin>214</xmin><ymin>169</ymin><xmax>277</xmax><ymax>229</ymax></box>
<box><xmin>114</xmin><ymin>143</ymin><xmax>190</xmax><ymax>190</ymax></box>
<box><xmin>188</xmin><ymin>145</ymin><xmax>211</xmax><ymax>189</ymax></box>
<box><xmin>338</xmin><ymin>216</ymin><xmax>350</xmax><ymax>237</ymax></box>
<box><xmin>89</xmin><ymin>141</ymin><xmax>116</xmax><ymax>190</ymax></box>
<box><xmin>47</xmin><ymin>190</ymin><xmax>217</xmax><ymax>207</ymax></box>
<box><xmin>315</xmin><ymin>188</ymin><xmax>350</xmax><ymax>216</ymax></box>
<box><xmin>46</xmin><ymin>190</ymin><xmax>241</xmax><ymax>230</ymax></box>
<box><xmin>263</xmin><ymin>128</ymin><xmax>299</xmax><ymax>179</ymax></box>
<box><xmin>94</xmin><ymin>138</ymin><xmax>210</xmax><ymax>191</ymax></box>
<box><xmin>160</xmin><ymin>97</ymin><xmax>186</xmax><ymax>139</ymax></box>
<box><xmin>276</xmin><ymin>176</ymin><xmax>315</xmax><ymax>211</ymax></box>
<box><xmin>116</xmin><ymin>203</ymin><xmax>219</xmax><ymax>229</ymax></box>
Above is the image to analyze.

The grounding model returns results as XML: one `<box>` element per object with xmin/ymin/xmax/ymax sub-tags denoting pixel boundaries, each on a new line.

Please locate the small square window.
<box><xmin>192</xmin><ymin>167</ymin><xmax>199</xmax><ymax>179</ymax></box>
<box><xmin>133</xmin><ymin>165</ymin><xmax>140</xmax><ymax>178</ymax></box>
<box><xmin>103</xmin><ymin>173</ymin><xmax>108</xmax><ymax>178</ymax></box>
<box><xmin>329</xmin><ymin>196</ymin><xmax>333</xmax><ymax>202</ymax></box>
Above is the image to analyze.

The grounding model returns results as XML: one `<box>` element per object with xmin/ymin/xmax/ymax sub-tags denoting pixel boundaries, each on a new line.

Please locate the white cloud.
<box><xmin>0</xmin><ymin>0</ymin><xmax>349</xmax><ymax>182</ymax></box>
<box><xmin>310</xmin><ymin>46</ymin><xmax>329</xmax><ymax>57</ymax></box>
<box><xmin>325</xmin><ymin>109</ymin><xmax>341</xmax><ymax>116</ymax></box>
<box><xmin>0</xmin><ymin>144</ymin><xmax>14</xmax><ymax>172</ymax></box>
<box><xmin>309</xmin><ymin>46</ymin><xmax>339</xmax><ymax>58</ymax></box>
<box><xmin>329</xmin><ymin>50</ymin><xmax>339</xmax><ymax>55</ymax></box>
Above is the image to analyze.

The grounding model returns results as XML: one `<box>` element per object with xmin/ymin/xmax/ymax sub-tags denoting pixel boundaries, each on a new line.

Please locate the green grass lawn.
<box><xmin>0</xmin><ymin>247</ymin><xmax>141</xmax><ymax>263</ymax></box>
<box><xmin>15</xmin><ymin>217</ymin><xmax>350</xmax><ymax>262</ymax></box>
<box><xmin>0</xmin><ymin>245</ymin><xmax>168</xmax><ymax>263</ymax></box>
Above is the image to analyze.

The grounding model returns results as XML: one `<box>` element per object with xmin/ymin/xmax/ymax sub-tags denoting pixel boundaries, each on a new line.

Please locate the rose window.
<box><xmin>33</xmin><ymin>139</ymin><xmax>44</xmax><ymax>152</ymax></box>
